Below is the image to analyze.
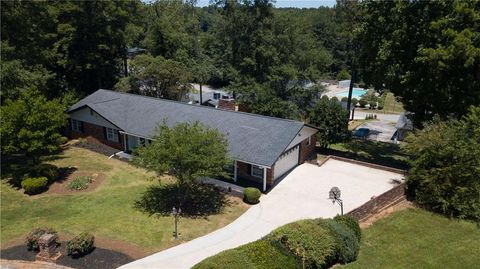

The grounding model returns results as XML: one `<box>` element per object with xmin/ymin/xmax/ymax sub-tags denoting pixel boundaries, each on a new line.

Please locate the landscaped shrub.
<box><xmin>67</xmin><ymin>232</ymin><xmax>95</xmax><ymax>257</ymax></box>
<box><xmin>341</xmin><ymin>97</ymin><xmax>348</xmax><ymax>102</ymax></box>
<box><xmin>32</xmin><ymin>163</ymin><xmax>59</xmax><ymax>183</ymax></box>
<box><xmin>25</xmin><ymin>227</ymin><xmax>58</xmax><ymax>251</ymax></box>
<box><xmin>334</xmin><ymin>215</ymin><xmax>361</xmax><ymax>241</ymax></box>
<box><xmin>243</xmin><ymin>187</ymin><xmax>261</xmax><ymax>204</ymax></box>
<box><xmin>21</xmin><ymin>177</ymin><xmax>48</xmax><ymax>195</ymax></box>
<box><xmin>351</xmin><ymin>98</ymin><xmax>358</xmax><ymax>106</ymax></box>
<box><xmin>193</xmin><ymin>240</ymin><xmax>298</xmax><ymax>269</ymax></box>
<box><xmin>326</xmin><ymin>220</ymin><xmax>359</xmax><ymax>264</ymax></box>
<box><xmin>68</xmin><ymin>176</ymin><xmax>93</xmax><ymax>190</ymax></box>
<box><xmin>266</xmin><ymin>219</ymin><xmax>337</xmax><ymax>268</ymax></box>
<box><xmin>358</xmin><ymin>99</ymin><xmax>367</xmax><ymax>108</ymax></box>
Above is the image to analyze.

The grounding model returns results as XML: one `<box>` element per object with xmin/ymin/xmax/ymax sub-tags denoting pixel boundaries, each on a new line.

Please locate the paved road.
<box><xmin>119</xmin><ymin>160</ymin><xmax>403</xmax><ymax>269</ymax></box>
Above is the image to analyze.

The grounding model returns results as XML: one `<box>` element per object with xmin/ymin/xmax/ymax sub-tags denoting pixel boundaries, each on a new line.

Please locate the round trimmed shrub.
<box><xmin>21</xmin><ymin>177</ymin><xmax>48</xmax><ymax>195</ymax></box>
<box><xmin>25</xmin><ymin>227</ymin><xmax>58</xmax><ymax>251</ymax></box>
<box><xmin>32</xmin><ymin>163</ymin><xmax>59</xmax><ymax>183</ymax></box>
<box><xmin>243</xmin><ymin>187</ymin><xmax>261</xmax><ymax>204</ymax></box>
<box><xmin>67</xmin><ymin>232</ymin><xmax>95</xmax><ymax>257</ymax></box>
<box><xmin>193</xmin><ymin>240</ymin><xmax>297</xmax><ymax>269</ymax></box>
<box><xmin>266</xmin><ymin>219</ymin><xmax>337</xmax><ymax>268</ymax></box>
<box><xmin>334</xmin><ymin>215</ymin><xmax>361</xmax><ymax>241</ymax></box>
<box><xmin>327</xmin><ymin>220</ymin><xmax>359</xmax><ymax>264</ymax></box>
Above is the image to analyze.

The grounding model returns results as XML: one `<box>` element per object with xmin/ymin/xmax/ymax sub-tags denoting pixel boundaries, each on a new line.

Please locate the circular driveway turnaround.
<box><xmin>119</xmin><ymin>160</ymin><xmax>403</xmax><ymax>269</ymax></box>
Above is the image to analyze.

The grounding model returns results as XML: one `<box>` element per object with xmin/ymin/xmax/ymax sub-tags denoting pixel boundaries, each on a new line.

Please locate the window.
<box><xmin>251</xmin><ymin>165</ymin><xmax>264</xmax><ymax>179</ymax></box>
<box><xmin>307</xmin><ymin>136</ymin><xmax>312</xmax><ymax>146</ymax></box>
<box><xmin>71</xmin><ymin>119</ymin><xmax>82</xmax><ymax>132</ymax></box>
<box><xmin>106</xmin><ymin>128</ymin><xmax>119</xmax><ymax>142</ymax></box>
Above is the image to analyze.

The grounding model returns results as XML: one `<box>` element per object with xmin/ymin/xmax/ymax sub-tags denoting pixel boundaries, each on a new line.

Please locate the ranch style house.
<box><xmin>68</xmin><ymin>89</ymin><xmax>318</xmax><ymax>191</ymax></box>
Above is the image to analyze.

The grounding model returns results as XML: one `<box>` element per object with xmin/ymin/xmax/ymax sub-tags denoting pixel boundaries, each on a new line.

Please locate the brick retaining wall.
<box><xmin>347</xmin><ymin>182</ymin><xmax>406</xmax><ymax>221</ymax></box>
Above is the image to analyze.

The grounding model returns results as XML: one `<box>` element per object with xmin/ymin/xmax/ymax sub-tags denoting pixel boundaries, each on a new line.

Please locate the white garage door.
<box><xmin>274</xmin><ymin>145</ymin><xmax>299</xmax><ymax>180</ymax></box>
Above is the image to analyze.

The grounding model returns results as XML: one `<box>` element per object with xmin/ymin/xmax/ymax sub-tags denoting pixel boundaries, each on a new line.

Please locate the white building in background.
<box><xmin>338</xmin><ymin>80</ymin><xmax>351</xmax><ymax>88</ymax></box>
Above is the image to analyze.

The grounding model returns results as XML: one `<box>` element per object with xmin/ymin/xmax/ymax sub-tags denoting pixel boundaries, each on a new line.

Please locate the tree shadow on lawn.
<box><xmin>135</xmin><ymin>182</ymin><xmax>229</xmax><ymax>218</ymax></box>
<box><xmin>319</xmin><ymin>140</ymin><xmax>410</xmax><ymax>170</ymax></box>
<box><xmin>1</xmin><ymin>154</ymin><xmax>77</xmax><ymax>191</ymax></box>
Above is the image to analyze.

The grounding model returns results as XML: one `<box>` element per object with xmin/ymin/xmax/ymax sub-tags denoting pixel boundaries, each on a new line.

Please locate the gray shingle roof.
<box><xmin>69</xmin><ymin>89</ymin><xmax>305</xmax><ymax>167</ymax></box>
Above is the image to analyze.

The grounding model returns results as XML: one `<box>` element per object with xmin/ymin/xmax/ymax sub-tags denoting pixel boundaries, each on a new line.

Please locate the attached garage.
<box><xmin>273</xmin><ymin>145</ymin><xmax>299</xmax><ymax>180</ymax></box>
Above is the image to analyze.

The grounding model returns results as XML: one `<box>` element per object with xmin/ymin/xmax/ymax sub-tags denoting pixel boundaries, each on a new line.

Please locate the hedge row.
<box><xmin>193</xmin><ymin>216</ymin><xmax>361</xmax><ymax>269</ymax></box>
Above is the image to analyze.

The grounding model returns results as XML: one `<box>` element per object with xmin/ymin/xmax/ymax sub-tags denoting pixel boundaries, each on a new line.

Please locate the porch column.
<box><xmin>233</xmin><ymin>160</ymin><xmax>237</xmax><ymax>182</ymax></box>
<box><xmin>123</xmin><ymin>133</ymin><xmax>127</xmax><ymax>151</ymax></box>
<box><xmin>263</xmin><ymin>167</ymin><xmax>267</xmax><ymax>192</ymax></box>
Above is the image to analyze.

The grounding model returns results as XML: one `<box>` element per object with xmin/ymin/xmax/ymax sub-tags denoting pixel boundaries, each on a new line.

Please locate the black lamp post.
<box><xmin>172</xmin><ymin>206</ymin><xmax>182</xmax><ymax>239</ymax></box>
<box><xmin>329</xmin><ymin>186</ymin><xmax>344</xmax><ymax>216</ymax></box>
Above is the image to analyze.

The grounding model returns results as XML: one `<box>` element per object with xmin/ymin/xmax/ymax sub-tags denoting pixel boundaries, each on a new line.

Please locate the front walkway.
<box><xmin>119</xmin><ymin>160</ymin><xmax>403</xmax><ymax>269</ymax></box>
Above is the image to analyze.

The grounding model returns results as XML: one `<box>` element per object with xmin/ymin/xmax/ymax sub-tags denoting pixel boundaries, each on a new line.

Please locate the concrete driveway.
<box><xmin>357</xmin><ymin>120</ymin><xmax>397</xmax><ymax>143</ymax></box>
<box><xmin>119</xmin><ymin>160</ymin><xmax>403</xmax><ymax>269</ymax></box>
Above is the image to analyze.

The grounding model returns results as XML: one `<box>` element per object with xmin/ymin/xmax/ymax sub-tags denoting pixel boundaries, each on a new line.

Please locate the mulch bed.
<box><xmin>1</xmin><ymin>242</ymin><xmax>133</xmax><ymax>269</ymax></box>
<box><xmin>40</xmin><ymin>172</ymin><xmax>106</xmax><ymax>196</ymax></box>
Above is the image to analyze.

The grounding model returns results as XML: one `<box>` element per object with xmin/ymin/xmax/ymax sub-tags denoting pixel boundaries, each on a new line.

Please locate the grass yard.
<box><xmin>318</xmin><ymin>140</ymin><xmax>409</xmax><ymax>170</ymax></box>
<box><xmin>380</xmin><ymin>91</ymin><xmax>404</xmax><ymax>114</ymax></box>
<box><xmin>342</xmin><ymin>208</ymin><xmax>480</xmax><ymax>269</ymax></box>
<box><xmin>0</xmin><ymin>146</ymin><xmax>249</xmax><ymax>254</ymax></box>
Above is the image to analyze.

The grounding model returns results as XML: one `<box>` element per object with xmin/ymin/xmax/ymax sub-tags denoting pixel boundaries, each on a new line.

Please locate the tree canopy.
<box><xmin>0</xmin><ymin>88</ymin><xmax>69</xmax><ymax>163</ymax></box>
<box><xmin>404</xmin><ymin>106</ymin><xmax>480</xmax><ymax>221</ymax></box>
<box><xmin>132</xmin><ymin>122</ymin><xmax>231</xmax><ymax>184</ymax></box>
<box><xmin>358</xmin><ymin>0</ymin><xmax>480</xmax><ymax>126</ymax></box>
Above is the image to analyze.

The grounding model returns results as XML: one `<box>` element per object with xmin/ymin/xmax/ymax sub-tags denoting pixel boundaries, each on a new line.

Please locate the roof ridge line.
<box><xmin>97</xmin><ymin>89</ymin><xmax>304</xmax><ymax>124</ymax></box>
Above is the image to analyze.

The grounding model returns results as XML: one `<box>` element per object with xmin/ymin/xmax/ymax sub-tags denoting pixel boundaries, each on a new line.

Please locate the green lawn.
<box><xmin>318</xmin><ymin>140</ymin><xmax>409</xmax><ymax>170</ymax></box>
<box><xmin>342</xmin><ymin>208</ymin><xmax>480</xmax><ymax>269</ymax></box>
<box><xmin>381</xmin><ymin>91</ymin><xmax>404</xmax><ymax>114</ymax></box>
<box><xmin>0</xmin><ymin>147</ymin><xmax>249</xmax><ymax>253</ymax></box>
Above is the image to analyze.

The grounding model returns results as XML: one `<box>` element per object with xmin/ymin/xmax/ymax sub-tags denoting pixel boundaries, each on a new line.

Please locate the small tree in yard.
<box><xmin>133</xmin><ymin>122</ymin><xmax>231</xmax><ymax>216</ymax></box>
<box><xmin>404</xmin><ymin>106</ymin><xmax>480</xmax><ymax>221</ymax></box>
<box><xmin>309</xmin><ymin>97</ymin><xmax>350</xmax><ymax>148</ymax></box>
<box><xmin>0</xmin><ymin>88</ymin><xmax>68</xmax><ymax>164</ymax></box>
<box><xmin>133</xmin><ymin>122</ymin><xmax>231</xmax><ymax>184</ymax></box>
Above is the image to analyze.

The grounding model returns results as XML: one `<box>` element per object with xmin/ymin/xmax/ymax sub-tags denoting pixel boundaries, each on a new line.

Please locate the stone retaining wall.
<box><xmin>347</xmin><ymin>182</ymin><xmax>406</xmax><ymax>221</ymax></box>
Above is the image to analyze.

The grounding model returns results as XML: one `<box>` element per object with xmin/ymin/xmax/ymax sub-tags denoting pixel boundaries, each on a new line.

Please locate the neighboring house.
<box><xmin>394</xmin><ymin>112</ymin><xmax>413</xmax><ymax>141</ymax></box>
<box><xmin>186</xmin><ymin>90</ymin><xmax>233</xmax><ymax>107</ymax></box>
<box><xmin>127</xmin><ymin>47</ymin><xmax>147</xmax><ymax>59</ymax></box>
<box><xmin>68</xmin><ymin>89</ymin><xmax>318</xmax><ymax>191</ymax></box>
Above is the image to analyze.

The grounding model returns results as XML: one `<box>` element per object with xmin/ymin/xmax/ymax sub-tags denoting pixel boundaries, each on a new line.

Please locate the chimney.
<box><xmin>218</xmin><ymin>99</ymin><xmax>236</xmax><ymax>111</ymax></box>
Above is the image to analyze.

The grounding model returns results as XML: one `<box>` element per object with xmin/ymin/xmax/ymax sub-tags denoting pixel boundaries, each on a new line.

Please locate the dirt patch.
<box><xmin>1</xmin><ymin>242</ymin><xmax>133</xmax><ymax>269</ymax></box>
<box><xmin>1</xmin><ymin>234</ymin><xmax>147</xmax><ymax>260</ymax></box>
<box><xmin>41</xmin><ymin>172</ymin><xmax>106</xmax><ymax>196</ymax></box>
<box><xmin>359</xmin><ymin>199</ymin><xmax>414</xmax><ymax>228</ymax></box>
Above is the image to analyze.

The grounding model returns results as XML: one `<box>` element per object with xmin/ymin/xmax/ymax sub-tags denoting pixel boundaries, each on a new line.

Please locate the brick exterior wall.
<box><xmin>218</xmin><ymin>99</ymin><xmax>236</xmax><ymax>111</ymax></box>
<box><xmin>69</xmin><ymin>121</ymin><xmax>125</xmax><ymax>151</ymax></box>
<box><xmin>236</xmin><ymin>161</ymin><xmax>273</xmax><ymax>187</ymax></box>
<box><xmin>348</xmin><ymin>182</ymin><xmax>406</xmax><ymax>222</ymax></box>
<box><xmin>299</xmin><ymin>134</ymin><xmax>317</xmax><ymax>163</ymax></box>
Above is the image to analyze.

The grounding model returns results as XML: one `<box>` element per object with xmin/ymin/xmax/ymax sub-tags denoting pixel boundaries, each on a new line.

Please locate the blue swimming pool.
<box><xmin>336</xmin><ymin>88</ymin><xmax>367</xmax><ymax>98</ymax></box>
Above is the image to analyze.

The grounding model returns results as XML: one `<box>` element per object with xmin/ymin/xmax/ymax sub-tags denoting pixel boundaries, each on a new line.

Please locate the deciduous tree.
<box><xmin>0</xmin><ymin>88</ymin><xmax>68</xmax><ymax>164</ymax></box>
<box><xmin>404</xmin><ymin>106</ymin><xmax>480</xmax><ymax>221</ymax></box>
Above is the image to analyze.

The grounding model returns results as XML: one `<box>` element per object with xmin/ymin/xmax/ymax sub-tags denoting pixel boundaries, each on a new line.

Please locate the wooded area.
<box><xmin>1</xmin><ymin>0</ymin><xmax>479</xmax><ymax>158</ymax></box>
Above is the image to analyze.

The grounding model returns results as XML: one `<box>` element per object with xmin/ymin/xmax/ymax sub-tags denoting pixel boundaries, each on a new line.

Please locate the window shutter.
<box><xmin>103</xmin><ymin>127</ymin><xmax>107</xmax><ymax>139</ymax></box>
<box><xmin>80</xmin><ymin>121</ymin><xmax>84</xmax><ymax>133</ymax></box>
